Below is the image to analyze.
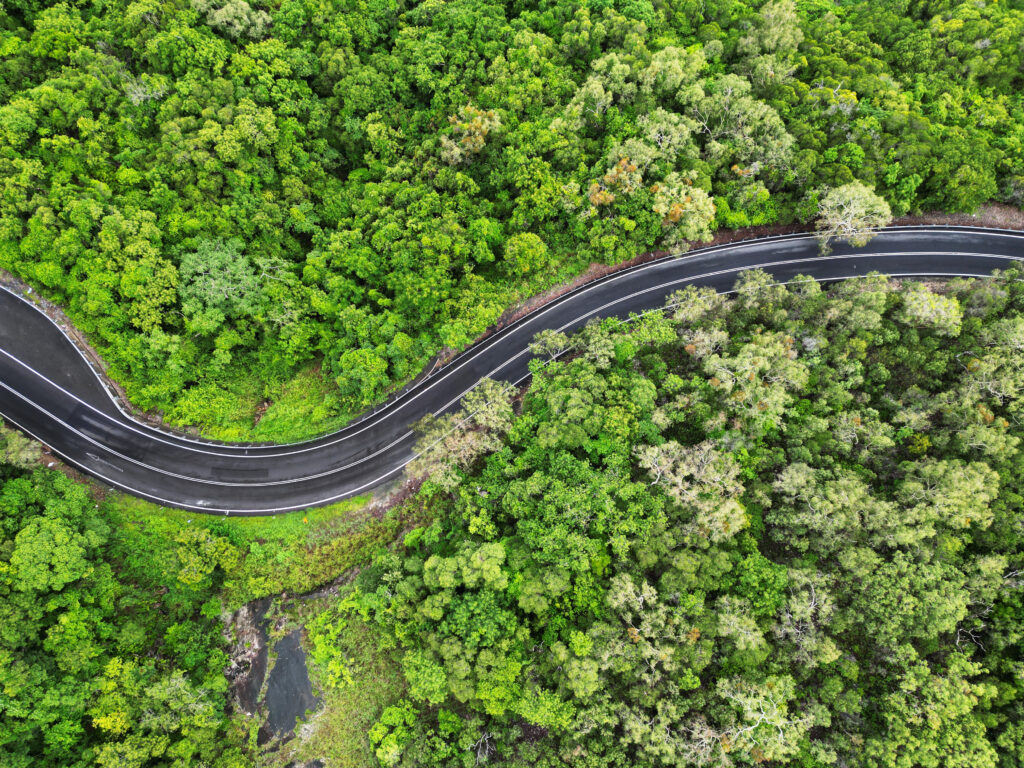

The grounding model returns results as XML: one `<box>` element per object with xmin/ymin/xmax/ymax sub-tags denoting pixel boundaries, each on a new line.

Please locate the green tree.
<box><xmin>0</xmin><ymin>419</ymin><xmax>40</xmax><ymax>468</ymax></box>
<box><xmin>815</xmin><ymin>181</ymin><xmax>893</xmax><ymax>253</ymax></box>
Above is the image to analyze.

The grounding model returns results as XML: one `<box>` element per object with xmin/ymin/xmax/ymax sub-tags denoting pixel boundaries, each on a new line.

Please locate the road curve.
<box><xmin>1</xmin><ymin>226</ymin><xmax>1022</xmax><ymax>514</ymax></box>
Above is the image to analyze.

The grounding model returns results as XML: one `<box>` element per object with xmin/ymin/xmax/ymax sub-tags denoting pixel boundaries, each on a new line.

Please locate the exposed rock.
<box><xmin>225</xmin><ymin>596</ymin><xmax>271</xmax><ymax>715</ymax></box>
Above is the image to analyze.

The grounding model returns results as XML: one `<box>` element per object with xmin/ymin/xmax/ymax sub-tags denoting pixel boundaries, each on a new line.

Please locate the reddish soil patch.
<box><xmin>479</xmin><ymin>206</ymin><xmax>1024</xmax><ymax>341</ymax></box>
<box><xmin>366</xmin><ymin>475</ymin><xmax>426</xmax><ymax>519</ymax></box>
<box><xmin>35</xmin><ymin>445</ymin><xmax>113</xmax><ymax>502</ymax></box>
<box><xmin>495</xmin><ymin>222</ymin><xmax>806</xmax><ymax>331</ymax></box>
<box><xmin>253</xmin><ymin>399</ymin><xmax>271</xmax><ymax>427</ymax></box>
<box><xmin>894</xmin><ymin>203</ymin><xmax>1024</xmax><ymax>231</ymax></box>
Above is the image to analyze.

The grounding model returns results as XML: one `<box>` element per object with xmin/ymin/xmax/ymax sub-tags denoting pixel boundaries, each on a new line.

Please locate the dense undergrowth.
<box><xmin>0</xmin><ymin>425</ymin><xmax>414</xmax><ymax>767</ymax></box>
<box><xmin>0</xmin><ymin>456</ymin><xmax>245</xmax><ymax>767</ymax></box>
<box><xmin>333</xmin><ymin>272</ymin><xmax>1024</xmax><ymax>768</ymax></box>
<box><xmin>2</xmin><ymin>0</ymin><xmax>1023</xmax><ymax>438</ymax></box>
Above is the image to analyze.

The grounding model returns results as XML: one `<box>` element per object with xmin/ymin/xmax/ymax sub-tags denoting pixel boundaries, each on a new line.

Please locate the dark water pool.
<box><xmin>259</xmin><ymin>629</ymin><xmax>320</xmax><ymax>744</ymax></box>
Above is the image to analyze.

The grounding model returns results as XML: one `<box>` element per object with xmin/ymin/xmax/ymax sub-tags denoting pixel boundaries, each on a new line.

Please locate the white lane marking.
<box><xmin>0</xmin><ymin>233</ymin><xmax>817</xmax><ymax>446</ymax></box>
<box><xmin>0</xmin><ymin>408</ymin><xmax>406</xmax><ymax>515</ymax></box>
<box><xmin>84</xmin><ymin>451</ymin><xmax>123</xmax><ymax>472</ymax></box>
<box><xmin>0</xmin><ymin>376</ymin><xmax>418</xmax><ymax>488</ymax></box>
<box><xmin>435</xmin><ymin>251</ymin><xmax>1024</xmax><ymax>413</ymax></box>
<box><xmin>1</xmin><ymin>256</ymin><xmax>1017</xmax><ymax>510</ymax></box>
<box><xmin>4</xmin><ymin>248</ymin><xmax>1021</xmax><ymax>491</ymax></box>
<box><xmin>1</xmin><ymin>268</ymin><xmax>1002</xmax><ymax>514</ymax></box>
<box><xmin>3</xmin><ymin>243</ymin><xmax>1020</xmax><ymax>463</ymax></box>
<box><xmin>3</xmin><ymin>226</ymin><xmax>1018</xmax><ymax>453</ymax></box>
<box><xmin>1</xmin><ymin>231</ymin><xmax>828</xmax><ymax>454</ymax></box>
<box><xmin>3</xmin><ymin>249</ymin><xmax>1018</xmax><ymax>478</ymax></box>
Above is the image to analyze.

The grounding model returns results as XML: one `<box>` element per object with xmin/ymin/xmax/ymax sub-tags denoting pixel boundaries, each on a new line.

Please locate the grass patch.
<box><xmin>251</xmin><ymin>365</ymin><xmax>356</xmax><ymax>443</ymax></box>
<box><xmin>161</xmin><ymin>377</ymin><xmax>264</xmax><ymax>440</ymax></box>
<box><xmin>104</xmin><ymin>491</ymin><xmax>420</xmax><ymax>607</ymax></box>
<box><xmin>161</xmin><ymin>363</ymin><xmax>355</xmax><ymax>444</ymax></box>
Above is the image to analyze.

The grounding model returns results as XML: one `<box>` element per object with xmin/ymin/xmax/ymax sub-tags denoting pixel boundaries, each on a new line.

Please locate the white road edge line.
<box><xmin>4</xmin><ymin>226</ymin><xmax>1019</xmax><ymax>453</ymax></box>
<box><xmin>3</xmin><ymin>246</ymin><xmax>1019</xmax><ymax>462</ymax></box>
<box><xmin>2</xmin><ymin>263</ymin><xmax>1014</xmax><ymax>512</ymax></box>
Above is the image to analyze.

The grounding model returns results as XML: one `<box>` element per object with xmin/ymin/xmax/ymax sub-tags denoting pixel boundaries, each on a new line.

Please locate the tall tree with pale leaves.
<box><xmin>815</xmin><ymin>182</ymin><xmax>892</xmax><ymax>253</ymax></box>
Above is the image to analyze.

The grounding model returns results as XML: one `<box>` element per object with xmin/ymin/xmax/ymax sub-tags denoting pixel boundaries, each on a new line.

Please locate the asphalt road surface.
<box><xmin>1</xmin><ymin>226</ymin><xmax>1022</xmax><ymax>514</ymax></box>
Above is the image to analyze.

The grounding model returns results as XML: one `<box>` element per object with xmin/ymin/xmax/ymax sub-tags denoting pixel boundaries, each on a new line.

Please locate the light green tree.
<box><xmin>898</xmin><ymin>285</ymin><xmax>964</xmax><ymax>336</ymax></box>
<box><xmin>11</xmin><ymin>516</ymin><xmax>95</xmax><ymax>592</ymax></box>
<box><xmin>652</xmin><ymin>174</ymin><xmax>717</xmax><ymax>251</ymax></box>
<box><xmin>815</xmin><ymin>181</ymin><xmax>892</xmax><ymax>253</ymax></box>
<box><xmin>178</xmin><ymin>238</ymin><xmax>262</xmax><ymax>334</ymax></box>
<box><xmin>0</xmin><ymin>420</ymin><xmax>40</xmax><ymax>468</ymax></box>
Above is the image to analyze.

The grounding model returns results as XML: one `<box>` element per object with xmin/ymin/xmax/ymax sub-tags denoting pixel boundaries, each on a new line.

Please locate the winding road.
<box><xmin>1</xmin><ymin>226</ymin><xmax>1022</xmax><ymax>514</ymax></box>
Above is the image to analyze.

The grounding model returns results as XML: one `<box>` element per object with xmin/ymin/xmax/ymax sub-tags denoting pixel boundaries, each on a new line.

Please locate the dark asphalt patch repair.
<box><xmin>259</xmin><ymin>630</ymin><xmax>320</xmax><ymax>745</ymax></box>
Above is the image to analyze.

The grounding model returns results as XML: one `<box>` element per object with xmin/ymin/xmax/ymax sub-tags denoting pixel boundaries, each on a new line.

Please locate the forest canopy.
<box><xmin>351</xmin><ymin>271</ymin><xmax>1024</xmax><ymax>768</ymax></box>
<box><xmin>0</xmin><ymin>447</ymin><xmax>247</xmax><ymax>768</ymax></box>
<box><xmin>1</xmin><ymin>0</ymin><xmax>1023</xmax><ymax>433</ymax></box>
<box><xmin>4</xmin><ymin>0</ymin><xmax>1024</xmax><ymax>766</ymax></box>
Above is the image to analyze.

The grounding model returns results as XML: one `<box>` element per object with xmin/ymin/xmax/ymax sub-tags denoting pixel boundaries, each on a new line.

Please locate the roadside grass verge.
<box><xmin>104</xmin><ymin>491</ymin><xmax>421</xmax><ymax>607</ymax></box>
<box><xmin>160</xmin><ymin>363</ymin><xmax>358</xmax><ymax>444</ymax></box>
